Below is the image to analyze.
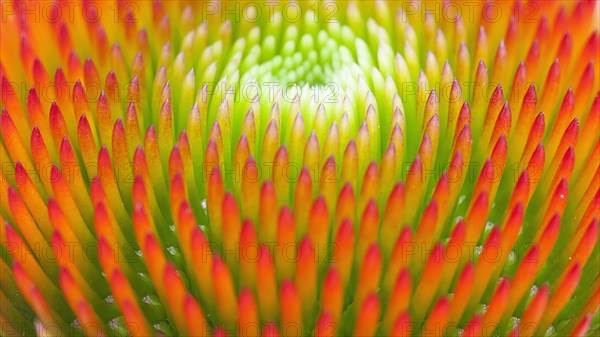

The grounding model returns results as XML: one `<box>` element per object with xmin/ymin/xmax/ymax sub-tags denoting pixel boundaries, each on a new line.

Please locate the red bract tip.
<box><xmin>354</xmin><ymin>293</ymin><xmax>380</xmax><ymax>337</ymax></box>
<box><xmin>504</xmin><ymin>17</ymin><xmax>518</xmax><ymax>49</ymax></box>
<box><xmin>391</xmin><ymin>312</ymin><xmax>411</xmax><ymax>337</ymax></box>
<box><xmin>262</xmin><ymin>120</ymin><xmax>279</xmax><ymax>164</ymax></box>
<box><xmin>95</xmin><ymin>26</ymin><xmax>109</xmax><ymax>64</ymax></box>
<box><xmin>20</xmin><ymin>35</ymin><xmax>34</xmax><ymax>72</ymax></box>
<box><xmin>539</xmin><ymin>213</ymin><xmax>560</xmax><ymax>261</ymax></box>
<box><xmin>105</xmin><ymin>70</ymin><xmax>120</xmax><ymax>103</ymax></box>
<box><xmin>462</xmin><ymin>315</ymin><xmax>483</xmax><ymax>337</ymax></box>
<box><xmin>32</xmin><ymin>57</ymin><xmax>49</xmax><ymax>88</ymax></box>
<box><xmin>127</xmin><ymin>76</ymin><xmax>141</xmax><ymax>107</ymax></box>
<box><xmin>48</xmin><ymin>103</ymin><xmax>69</xmax><ymax>147</ymax></box>
<box><xmin>517</xmin><ymin>84</ymin><xmax>537</xmax><ymax>125</ymax></box>
<box><xmin>575</xmin><ymin>62</ymin><xmax>595</xmax><ymax>117</ymax></box>
<box><xmin>57</xmin><ymin>22</ymin><xmax>73</xmax><ymax>60</ymax></box>
<box><xmin>556</xmin><ymin>33</ymin><xmax>572</xmax><ymax>69</ymax></box>
<box><xmin>308</xmin><ymin>196</ymin><xmax>329</xmax><ymax>257</ymax></box>
<box><xmin>360</xmin><ymin>161</ymin><xmax>379</xmax><ymax>204</ymax></box>
<box><xmin>484</xmin><ymin>85</ymin><xmax>505</xmax><ymax>129</ymax></box>
<box><xmin>570</xmin><ymin>315</ymin><xmax>593</xmax><ymax>337</ymax></box>
<box><xmin>235</xmin><ymin>134</ymin><xmax>250</xmax><ymax>169</ymax></box>
<box><xmin>489</xmin><ymin>101</ymin><xmax>511</xmax><ymax>148</ymax></box>
<box><xmin>422</xmin><ymin>297</ymin><xmax>449</xmax><ymax>336</ymax></box>
<box><xmin>565</xmin><ymin>220</ymin><xmax>598</xmax><ymax>283</ymax></box>
<box><xmin>321</xmin><ymin>267</ymin><xmax>342</xmax><ymax>323</ymax></box>
<box><xmin>261</xmin><ymin>323</ymin><xmax>279</xmax><ymax>337</ymax></box>
<box><xmin>540</xmin><ymin>60</ymin><xmax>560</xmax><ymax>106</ymax></box>
<box><xmin>481</xmin><ymin>278</ymin><xmax>510</xmax><ymax>328</ymax></box>
<box><xmin>455</xmin><ymin>103</ymin><xmax>471</xmax><ymax>142</ymax></box>
<box><xmin>464</xmin><ymin>191</ymin><xmax>489</xmax><ymax>244</ymax></box>
<box><xmin>168</xmin><ymin>145</ymin><xmax>184</xmax><ymax>181</ymax></box>
<box><xmin>169</xmin><ymin>173</ymin><xmax>186</xmax><ymax>220</ymax></box>
<box><xmin>526</xmin><ymin>143</ymin><xmax>545</xmax><ymax>188</ymax></box>
<box><xmin>54</xmin><ymin>68</ymin><xmax>69</xmax><ymax>107</ymax></box>
<box><xmin>516</xmin><ymin>284</ymin><xmax>549</xmax><ymax>335</ymax></box>
<box><xmin>112</xmin><ymin>118</ymin><xmax>129</xmax><ymax>164</ymax></box>
<box><xmin>77</xmin><ymin>114</ymin><xmax>97</xmax><ymax>162</ymax></box>
<box><xmin>126</xmin><ymin>102</ymin><xmax>142</xmax><ymax>146</ymax></box>
<box><xmin>384</xmin><ymin>268</ymin><xmax>411</xmax><ymax>333</ymax></box>
<box><xmin>358</xmin><ymin>199</ymin><xmax>379</xmax><ymax>261</ymax></box>
<box><xmin>314</xmin><ymin>311</ymin><xmax>336</xmax><ymax>337</ymax></box>
<box><xmin>335</xmin><ymin>183</ymin><xmax>356</xmax><ymax>232</ymax></box>
<box><xmin>492</xmin><ymin>41</ymin><xmax>507</xmax><ymax>84</ymax></box>
<box><xmin>508</xmin><ymin>62</ymin><xmax>525</xmax><ymax>106</ymax></box>
<box><xmin>0</xmin><ymin>78</ymin><xmax>21</xmax><ymax>115</ymax></box>
<box><xmin>93</xmin><ymin>202</ymin><xmax>114</xmax><ymax>242</ymax></box>
<box><xmin>540</xmin><ymin>264</ymin><xmax>582</xmax><ymax>331</ymax></box>
<box><xmin>205</xmin><ymin>140</ymin><xmax>220</xmax><ymax>178</ymax></box>
<box><xmin>525</xmin><ymin>40</ymin><xmax>540</xmax><ymax>80</ymax></box>
<box><xmin>213</xmin><ymin>327</ymin><xmax>227</xmax><ymax>337</ymax></box>
<box><xmin>506</xmin><ymin>245</ymin><xmax>540</xmax><ymax>318</ymax></box>
<box><xmin>414</xmin><ymin>200</ymin><xmax>438</xmax><ymax>249</ymax></box>
<box><xmin>520</xmin><ymin>112</ymin><xmax>545</xmax><ymax>165</ymax></box>
<box><xmin>501</xmin><ymin>203</ymin><xmax>525</xmax><ymax>260</ymax></box>
<box><xmin>83</xmin><ymin>58</ymin><xmax>100</xmax><ymax>89</ymax></box>
<box><xmin>453</xmin><ymin>125</ymin><xmax>472</xmax><ymax>164</ymax></box>
<box><xmin>550</xmin><ymin>146</ymin><xmax>576</xmax><ymax>192</ymax></box>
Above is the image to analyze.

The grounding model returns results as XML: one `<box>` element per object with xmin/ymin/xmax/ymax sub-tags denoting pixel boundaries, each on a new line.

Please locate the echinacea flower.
<box><xmin>0</xmin><ymin>0</ymin><xmax>599</xmax><ymax>336</ymax></box>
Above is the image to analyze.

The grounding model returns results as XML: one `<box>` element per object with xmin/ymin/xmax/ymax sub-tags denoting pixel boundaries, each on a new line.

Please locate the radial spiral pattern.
<box><xmin>0</xmin><ymin>1</ymin><xmax>599</xmax><ymax>336</ymax></box>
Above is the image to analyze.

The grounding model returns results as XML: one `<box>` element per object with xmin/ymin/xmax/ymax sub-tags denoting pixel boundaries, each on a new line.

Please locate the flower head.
<box><xmin>0</xmin><ymin>1</ymin><xmax>599</xmax><ymax>336</ymax></box>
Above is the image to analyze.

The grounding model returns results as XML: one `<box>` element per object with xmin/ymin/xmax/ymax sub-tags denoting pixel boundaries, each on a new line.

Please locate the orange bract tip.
<box><xmin>183</xmin><ymin>294</ymin><xmax>208</xmax><ymax>337</ymax></box>
<box><xmin>321</xmin><ymin>267</ymin><xmax>343</xmax><ymax>324</ymax></box>
<box><xmin>481</xmin><ymin>277</ymin><xmax>510</xmax><ymax>329</ymax></box>
<box><xmin>238</xmin><ymin>289</ymin><xmax>258</xmax><ymax>337</ymax></box>
<box><xmin>516</xmin><ymin>284</ymin><xmax>549</xmax><ymax>336</ymax></box>
<box><xmin>279</xmin><ymin>280</ymin><xmax>302</xmax><ymax>332</ymax></box>
<box><xmin>257</xmin><ymin>244</ymin><xmax>278</xmax><ymax>322</ymax></box>
<box><xmin>449</xmin><ymin>262</ymin><xmax>474</xmax><ymax>323</ymax></box>
<box><xmin>212</xmin><ymin>256</ymin><xmax>237</xmax><ymax>326</ymax></box>
<box><xmin>308</xmin><ymin>196</ymin><xmax>329</xmax><ymax>258</ymax></box>
<box><xmin>356</xmin><ymin>243</ymin><xmax>382</xmax><ymax>306</ymax></box>
<box><xmin>412</xmin><ymin>242</ymin><xmax>444</xmax><ymax>319</ymax></box>
<box><xmin>213</xmin><ymin>327</ymin><xmax>227</xmax><ymax>337</ymax></box>
<box><xmin>421</xmin><ymin>297</ymin><xmax>449</xmax><ymax>337</ymax></box>
<box><xmin>222</xmin><ymin>192</ymin><xmax>241</xmax><ymax>251</ymax></box>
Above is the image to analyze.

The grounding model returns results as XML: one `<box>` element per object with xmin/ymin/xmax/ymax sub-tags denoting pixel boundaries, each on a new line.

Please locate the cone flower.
<box><xmin>1</xmin><ymin>1</ymin><xmax>599</xmax><ymax>336</ymax></box>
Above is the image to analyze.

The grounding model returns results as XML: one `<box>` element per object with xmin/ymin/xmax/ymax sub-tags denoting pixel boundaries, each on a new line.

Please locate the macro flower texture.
<box><xmin>0</xmin><ymin>0</ymin><xmax>599</xmax><ymax>336</ymax></box>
